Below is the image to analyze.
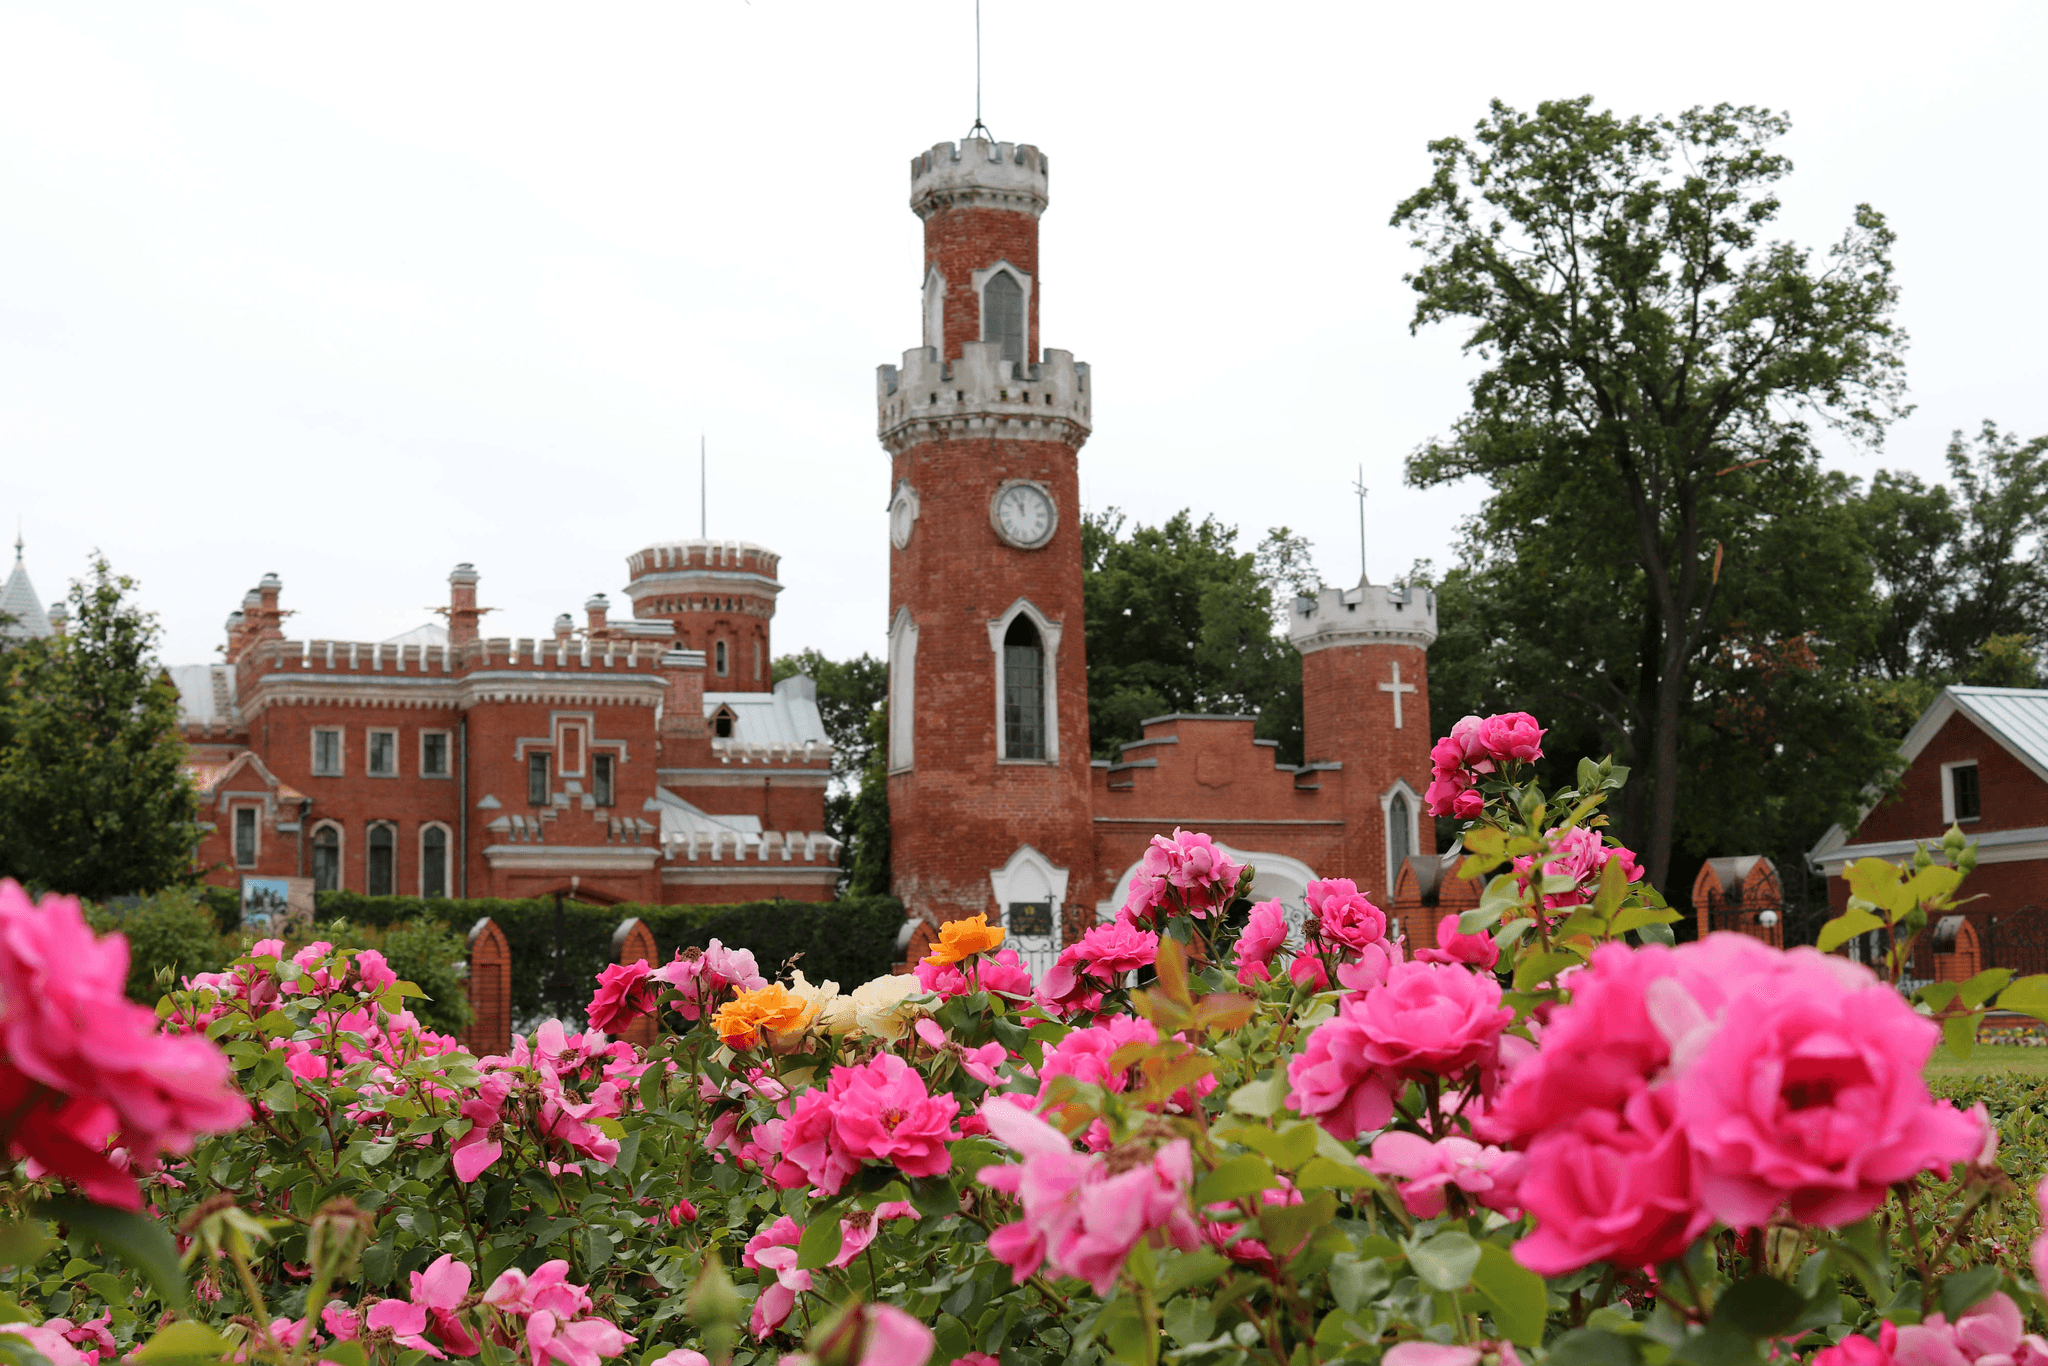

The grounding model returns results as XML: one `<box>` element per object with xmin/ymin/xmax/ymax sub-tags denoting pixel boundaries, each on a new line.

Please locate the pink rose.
<box><xmin>1416</xmin><ymin>913</ymin><xmax>1501</xmax><ymax>971</ymax></box>
<box><xmin>2034</xmin><ymin>1180</ymin><xmax>2048</xmax><ymax>1293</ymax></box>
<box><xmin>1423</xmin><ymin>771</ymin><xmax>1474</xmax><ymax>819</ymax></box>
<box><xmin>1234</xmin><ymin>899</ymin><xmax>1289</xmax><ymax>983</ymax></box>
<box><xmin>1304</xmin><ymin>878</ymin><xmax>1386</xmax><ymax>952</ymax></box>
<box><xmin>1285</xmin><ymin>1005</ymin><xmax>1396</xmax><ymax>1140</ymax></box>
<box><xmin>585</xmin><ymin>961</ymin><xmax>657</xmax><ymax>1035</ymax></box>
<box><xmin>1072</xmin><ymin>921</ymin><xmax>1159</xmax><ymax>978</ymax></box>
<box><xmin>1385</xmin><ymin>1344</ymin><xmax>1524</xmax><ymax>1366</ymax></box>
<box><xmin>1512</xmin><ymin>1086</ymin><xmax>1708</xmax><ymax>1275</ymax></box>
<box><xmin>1673</xmin><ymin>946</ymin><xmax>1982</xmax><ymax>1229</ymax></box>
<box><xmin>1815</xmin><ymin>1325</ymin><xmax>1900</xmax><ymax>1366</ymax></box>
<box><xmin>826</xmin><ymin>1053</ymin><xmax>960</xmax><ymax>1180</ymax></box>
<box><xmin>1451</xmin><ymin>789</ymin><xmax>1485</xmax><ymax>819</ymax></box>
<box><xmin>1512</xmin><ymin>826</ymin><xmax>1643</xmax><ymax>911</ymax></box>
<box><xmin>777</xmin><ymin>1088</ymin><xmax>857</xmax><ymax>1195</ymax></box>
<box><xmin>1353</xmin><ymin>961</ymin><xmax>1512</xmax><ymax>1080</ymax></box>
<box><xmin>917</xmin><ymin>947</ymin><xmax>1033</xmax><ymax>1000</ymax></box>
<box><xmin>780</xmin><ymin>1303</ymin><xmax>935</xmax><ymax>1366</ymax></box>
<box><xmin>1475</xmin><ymin>711</ymin><xmax>1544</xmax><ymax>765</ymax></box>
<box><xmin>1895</xmin><ymin>1294</ymin><xmax>2048</xmax><ymax>1366</ymax></box>
<box><xmin>1364</xmin><ymin>1131</ymin><xmax>1525</xmax><ymax>1218</ymax></box>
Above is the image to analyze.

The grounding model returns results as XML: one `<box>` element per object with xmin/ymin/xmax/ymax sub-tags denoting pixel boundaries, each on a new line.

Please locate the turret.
<box><xmin>621</xmin><ymin>540</ymin><xmax>780</xmax><ymax>691</ymax></box>
<box><xmin>909</xmin><ymin>138</ymin><xmax>1049</xmax><ymax>366</ymax></box>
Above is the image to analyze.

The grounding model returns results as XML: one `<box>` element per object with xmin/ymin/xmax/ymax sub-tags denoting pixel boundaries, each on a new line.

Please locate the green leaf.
<box><xmin>794</xmin><ymin>1208</ymin><xmax>843</xmax><ymax>1271</ymax></box>
<box><xmin>1295</xmin><ymin>1156</ymin><xmax>1375</xmax><ymax>1190</ymax></box>
<box><xmin>134</xmin><ymin>1321</ymin><xmax>234</xmax><ymax>1364</ymax></box>
<box><xmin>1409</xmin><ymin>1229</ymin><xmax>1481</xmax><ymax>1291</ymax></box>
<box><xmin>0</xmin><ymin>1221</ymin><xmax>52</xmax><ymax>1267</ymax></box>
<box><xmin>1996</xmin><ymin>974</ymin><xmax>2048</xmax><ymax>1021</ymax></box>
<box><xmin>1327</xmin><ymin>1253</ymin><xmax>1391</xmax><ymax>1315</ymax></box>
<box><xmin>1610</xmin><ymin>903</ymin><xmax>1682</xmax><ymax>936</ymax></box>
<box><xmin>34</xmin><ymin>1198</ymin><xmax>184</xmax><ymax>1308</ymax></box>
<box><xmin>1226</xmin><ymin>1075</ymin><xmax>1285</xmax><ymax>1117</ymax></box>
<box><xmin>1714</xmin><ymin>1277</ymin><xmax>1804</xmax><ymax>1338</ymax></box>
<box><xmin>1942</xmin><ymin>1010</ymin><xmax>1980</xmax><ymax>1059</ymax></box>
<box><xmin>1472</xmin><ymin>1242</ymin><xmax>1547</xmax><ymax>1348</ymax></box>
<box><xmin>1917</xmin><ymin>982</ymin><xmax>1962</xmax><ymax>1013</ymax></box>
<box><xmin>1817</xmin><ymin>907</ymin><xmax>1885</xmax><ymax>954</ymax></box>
<box><xmin>1192</xmin><ymin>1154</ymin><xmax>1277</xmax><ymax>1206</ymax></box>
<box><xmin>1939</xmin><ymin>1266</ymin><xmax>2001</xmax><ymax>1319</ymax></box>
<box><xmin>906</xmin><ymin>1174</ymin><xmax>958</xmax><ymax>1219</ymax></box>
<box><xmin>1154</xmin><ymin>1249</ymin><xmax>1231</xmax><ymax>1299</ymax></box>
<box><xmin>1256</xmin><ymin>1191</ymin><xmax>1336</xmax><ymax>1262</ymax></box>
<box><xmin>1097</xmin><ymin>1294</ymin><xmax>1154</xmax><ymax>1366</ymax></box>
<box><xmin>321</xmin><ymin>1344</ymin><xmax>369</xmax><ymax>1366</ymax></box>
<box><xmin>1542</xmin><ymin>1329</ymin><xmax>1640</xmax><ymax>1366</ymax></box>
<box><xmin>1636</xmin><ymin>921</ymin><xmax>1677</xmax><ymax>947</ymax></box>
<box><xmin>1162</xmin><ymin>1295</ymin><xmax>1216</xmax><ymax>1347</ymax></box>
<box><xmin>1670</xmin><ymin>1328</ymin><xmax>1766</xmax><ymax>1366</ymax></box>
<box><xmin>1513</xmin><ymin>951</ymin><xmax>1581</xmax><ymax>992</ymax></box>
<box><xmin>1959</xmin><ymin>968</ymin><xmax>2013</xmax><ymax>1009</ymax></box>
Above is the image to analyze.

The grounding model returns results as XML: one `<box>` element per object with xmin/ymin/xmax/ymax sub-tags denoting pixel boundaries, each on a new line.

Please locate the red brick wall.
<box><xmin>925</xmin><ymin>205</ymin><xmax>1039</xmax><ymax>365</ymax></box>
<box><xmin>1859</xmin><ymin>713</ymin><xmax>2048</xmax><ymax>842</ymax></box>
<box><xmin>888</xmin><ymin>434</ymin><xmax>1095</xmax><ymax>926</ymax></box>
<box><xmin>1298</xmin><ymin>641</ymin><xmax>1437</xmax><ymax>899</ymax></box>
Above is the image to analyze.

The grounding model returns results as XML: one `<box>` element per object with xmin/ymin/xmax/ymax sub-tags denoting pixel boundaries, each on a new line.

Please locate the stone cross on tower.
<box><xmin>1379</xmin><ymin>660</ymin><xmax>1416</xmax><ymax>729</ymax></box>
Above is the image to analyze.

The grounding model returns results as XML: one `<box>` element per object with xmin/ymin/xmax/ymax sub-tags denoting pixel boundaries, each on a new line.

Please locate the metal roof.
<box><xmin>703</xmin><ymin>674</ymin><xmax>829</xmax><ymax>747</ymax></box>
<box><xmin>170</xmin><ymin>663</ymin><xmax>238</xmax><ymax>727</ymax></box>
<box><xmin>0</xmin><ymin>546</ymin><xmax>52</xmax><ymax>640</ymax></box>
<box><xmin>1947</xmin><ymin>686</ymin><xmax>2048</xmax><ymax>781</ymax></box>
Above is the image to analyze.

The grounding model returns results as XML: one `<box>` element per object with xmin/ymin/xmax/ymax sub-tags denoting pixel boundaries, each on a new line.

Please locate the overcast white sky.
<box><xmin>4</xmin><ymin>1</ymin><xmax>2044</xmax><ymax>670</ymax></box>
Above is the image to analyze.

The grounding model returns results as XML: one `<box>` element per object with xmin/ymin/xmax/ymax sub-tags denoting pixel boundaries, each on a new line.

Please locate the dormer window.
<box><xmin>713</xmin><ymin>706</ymin><xmax>737</xmax><ymax>739</ymax></box>
<box><xmin>983</xmin><ymin>270</ymin><xmax>1024</xmax><ymax>364</ymax></box>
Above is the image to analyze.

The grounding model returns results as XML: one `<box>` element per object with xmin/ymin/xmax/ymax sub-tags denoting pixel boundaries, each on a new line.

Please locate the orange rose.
<box><xmin>710</xmin><ymin>983</ymin><xmax>815</xmax><ymax>1050</ymax></box>
<box><xmin>922</xmin><ymin>913</ymin><xmax>1007</xmax><ymax>967</ymax></box>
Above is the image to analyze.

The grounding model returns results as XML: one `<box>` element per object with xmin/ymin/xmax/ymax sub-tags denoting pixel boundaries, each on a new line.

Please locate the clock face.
<box><xmin>889</xmin><ymin>483</ymin><xmax>919</xmax><ymax>550</ymax></box>
<box><xmin>993</xmin><ymin>482</ymin><xmax>1055</xmax><ymax>549</ymax></box>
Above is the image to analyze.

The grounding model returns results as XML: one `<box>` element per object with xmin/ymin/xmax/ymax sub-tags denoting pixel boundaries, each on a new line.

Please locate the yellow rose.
<box><xmin>710</xmin><ymin>984</ymin><xmax>811</xmax><ymax>1050</ymax></box>
<box><xmin>922</xmin><ymin>913</ymin><xmax>1006</xmax><ymax>966</ymax></box>
<box><xmin>847</xmin><ymin>972</ymin><xmax>933</xmax><ymax>1042</ymax></box>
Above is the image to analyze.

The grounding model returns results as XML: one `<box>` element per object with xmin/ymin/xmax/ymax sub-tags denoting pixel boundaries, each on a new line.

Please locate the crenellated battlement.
<box><xmin>911</xmin><ymin>139</ymin><xmax>1048</xmax><ymax>220</ymax></box>
<box><xmin>625</xmin><ymin>540</ymin><xmax>780</xmax><ymax>582</ymax></box>
<box><xmin>1288</xmin><ymin>579</ymin><xmax>1439</xmax><ymax>655</ymax></box>
<box><xmin>876</xmin><ymin>341</ymin><xmax>1091</xmax><ymax>454</ymax></box>
<box><xmin>240</xmin><ymin>634</ymin><xmax>690</xmax><ymax>679</ymax></box>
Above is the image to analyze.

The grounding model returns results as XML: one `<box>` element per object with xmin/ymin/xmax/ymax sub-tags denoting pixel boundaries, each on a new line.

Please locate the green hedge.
<box><xmin>310</xmin><ymin>891</ymin><xmax>907</xmax><ymax>1027</ymax></box>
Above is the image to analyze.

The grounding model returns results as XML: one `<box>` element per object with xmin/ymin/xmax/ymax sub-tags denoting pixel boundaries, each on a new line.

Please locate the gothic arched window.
<box><xmin>983</xmin><ymin>271</ymin><xmax>1024</xmax><ymax>365</ymax></box>
<box><xmin>367</xmin><ymin>823</ymin><xmax>395</xmax><ymax>897</ymax></box>
<box><xmin>1003</xmin><ymin>615</ymin><xmax>1046</xmax><ymax>760</ymax></box>
<box><xmin>312</xmin><ymin>823</ymin><xmax>341</xmax><ymax>892</ymax></box>
<box><xmin>1387</xmin><ymin>792</ymin><xmax>1413</xmax><ymax>889</ymax></box>
<box><xmin>421</xmin><ymin>825</ymin><xmax>449</xmax><ymax>898</ymax></box>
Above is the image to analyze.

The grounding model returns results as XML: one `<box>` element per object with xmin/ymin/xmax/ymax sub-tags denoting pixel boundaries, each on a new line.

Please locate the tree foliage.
<box><xmin>1082</xmin><ymin>509</ymin><xmax>1309</xmax><ymax>764</ymax></box>
<box><xmin>0</xmin><ymin>556</ymin><xmax>200</xmax><ymax>898</ymax></box>
<box><xmin>774</xmin><ymin>649</ymin><xmax>889</xmax><ymax>894</ymax></box>
<box><xmin>1397</xmin><ymin>97</ymin><xmax>1911</xmax><ymax>891</ymax></box>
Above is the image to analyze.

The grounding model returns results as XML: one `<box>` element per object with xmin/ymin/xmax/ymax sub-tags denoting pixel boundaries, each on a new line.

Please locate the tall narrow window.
<box><xmin>1387</xmin><ymin>792</ymin><xmax>1413</xmax><ymax>889</ymax></box>
<box><xmin>528</xmin><ymin>754</ymin><xmax>551</xmax><ymax>807</ymax></box>
<box><xmin>421</xmin><ymin>732</ymin><xmax>449</xmax><ymax>777</ymax></box>
<box><xmin>1003</xmin><ymin>616</ymin><xmax>1046</xmax><ymax>760</ymax></box>
<box><xmin>422</xmin><ymin>826</ymin><xmax>448</xmax><ymax>898</ymax></box>
<box><xmin>312</xmin><ymin>825</ymin><xmax>340</xmax><ymax>892</ymax></box>
<box><xmin>983</xmin><ymin>271</ymin><xmax>1024</xmax><ymax>364</ymax></box>
<box><xmin>368</xmin><ymin>729</ymin><xmax>397</xmax><ymax>776</ymax></box>
<box><xmin>715</xmin><ymin>640</ymin><xmax>729</xmax><ymax>675</ymax></box>
<box><xmin>367</xmin><ymin>824</ymin><xmax>395</xmax><ymax>897</ymax></box>
<box><xmin>593</xmin><ymin>754</ymin><xmax>615</xmax><ymax>807</ymax></box>
<box><xmin>234</xmin><ymin>808</ymin><xmax>258</xmax><ymax>867</ymax></box>
<box><xmin>1952</xmin><ymin>764</ymin><xmax>1982</xmax><ymax>821</ymax></box>
<box><xmin>313</xmin><ymin>728</ymin><xmax>342</xmax><ymax>776</ymax></box>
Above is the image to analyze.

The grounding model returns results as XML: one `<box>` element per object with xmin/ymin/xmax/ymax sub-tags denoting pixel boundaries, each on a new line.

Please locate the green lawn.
<box><xmin>1926</xmin><ymin>1042</ymin><xmax>2048</xmax><ymax>1077</ymax></box>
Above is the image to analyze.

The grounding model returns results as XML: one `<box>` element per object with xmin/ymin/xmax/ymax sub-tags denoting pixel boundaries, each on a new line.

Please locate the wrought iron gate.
<box><xmin>1989</xmin><ymin>906</ymin><xmax>2048</xmax><ymax>978</ymax></box>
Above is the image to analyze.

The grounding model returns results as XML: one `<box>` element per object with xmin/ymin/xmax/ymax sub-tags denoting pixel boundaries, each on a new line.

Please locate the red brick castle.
<box><xmin>876</xmin><ymin>135</ymin><xmax>1441</xmax><ymax>970</ymax></box>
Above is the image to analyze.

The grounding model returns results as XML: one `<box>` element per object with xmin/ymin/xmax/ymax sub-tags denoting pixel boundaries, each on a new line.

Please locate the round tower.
<box><xmin>1289</xmin><ymin>580</ymin><xmax>1441</xmax><ymax>899</ymax></box>
<box><xmin>878</xmin><ymin>136</ymin><xmax>1097</xmax><ymax>937</ymax></box>
<box><xmin>621</xmin><ymin>540</ymin><xmax>781</xmax><ymax>691</ymax></box>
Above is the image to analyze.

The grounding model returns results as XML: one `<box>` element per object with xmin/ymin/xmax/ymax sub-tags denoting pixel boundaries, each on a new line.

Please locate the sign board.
<box><xmin>241</xmin><ymin>876</ymin><xmax>315</xmax><ymax>934</ymax></box>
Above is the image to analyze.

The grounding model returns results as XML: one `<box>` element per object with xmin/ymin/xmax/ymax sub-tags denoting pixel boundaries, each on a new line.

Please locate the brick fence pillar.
<box><xmin>464</xmin><ymin>917</ymin><xmax>512</xmax><ymax>1057</ymax></box>
<box><xmin>1933</xmin><ymin>915</ymin><xmax>1982</xmax><ymax>982</ymax></box>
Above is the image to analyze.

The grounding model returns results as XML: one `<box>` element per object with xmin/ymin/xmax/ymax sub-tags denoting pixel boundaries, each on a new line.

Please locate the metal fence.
<box><xmin>1988</xmin><ymin>905</ymin><xmax>2048</xmax><ymax>978</ymax></box>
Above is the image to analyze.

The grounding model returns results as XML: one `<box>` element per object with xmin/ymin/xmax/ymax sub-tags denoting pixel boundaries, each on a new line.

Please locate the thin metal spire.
<box><xmin>1352</xmin><ymin>465</ymin><xmax>1369</xmax><ymax>584</ymax></box>
<box><xmin>700</xmin><ymin>435</ymin><xmax>707</xmax><ymax>539</ymax></box>
<box><xmin>967</xmin><ymin>0</ymin><xmax>991</xmax><ymax>142</ymax></box>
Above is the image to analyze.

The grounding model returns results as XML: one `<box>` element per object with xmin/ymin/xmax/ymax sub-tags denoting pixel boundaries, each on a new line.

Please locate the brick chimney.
<box><xmin>585</xmin><ymin>593</ymin><xmax>610</xmax><ymax>635</ymax></box>
<box><xmin>659</xmin><ymin>647</ymin><xmax>710</xmax><ymax>740</ymax></box>
<box><xmin>448</xmin><ymin>563</ymin><xmax>483</xmax><ymax>646</ymax></box>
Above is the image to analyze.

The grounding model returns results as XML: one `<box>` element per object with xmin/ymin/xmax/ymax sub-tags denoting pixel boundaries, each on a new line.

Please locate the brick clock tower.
<box><xmin>876</xmin><ymin>137</ymin><xmax>1097</xmax><ymax>943</ymax></box>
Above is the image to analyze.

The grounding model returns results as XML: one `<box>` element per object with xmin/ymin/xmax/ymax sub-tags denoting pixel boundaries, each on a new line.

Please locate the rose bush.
<box><xmin>0</xmin><ymin>717</ymin><xmax>2044</xmax><ymax>1366</ymax></box>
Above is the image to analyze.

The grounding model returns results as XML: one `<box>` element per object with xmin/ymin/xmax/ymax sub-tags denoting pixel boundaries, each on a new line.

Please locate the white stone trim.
<box><xmin>987</xmin><ymin>598</ymin><xmax>1061</xmax><ymax>763</ymax></box>
<box><xmin>1380</xmin><ymin>778</ymin><xmax>1423</xmax><ymax>898</ymax></box>
<box><xmin>1812</xmin><ymin>824</ymin><xmax>2048</xmax><ymax>876</ymax></box>
<box><xmin>482</xmin><ymin>845</ymin><xmax>662</xmax><ymax>873</ymax></box>
<box><xmin>888</xmin><ymin>606</ymin><xmax>918</xmax><ymax>773</ymax></box>
<box><xmin>989</xmin><ymin>843</ymin><xmax>1070</xmax><ymax>913</ymax></box>
<box><xmin>889</xmin><ymin>480</ymin><xmax>921</xmax><ymax>551</ymax></box>
<box><xmin>231</xmin><ymin>803</ymin><xmax>262</xmax><ymax>869</ymax></box>
<box><xmin>418</xmin><ymin>821</ymin><xmax>452</xmax><ymax>897</ymax></box>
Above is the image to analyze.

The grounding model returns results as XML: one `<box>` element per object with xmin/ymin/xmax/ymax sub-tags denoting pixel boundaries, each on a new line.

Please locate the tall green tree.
<box><xmin>772</xmin><ymin>649</ymin><xmax>888</xmax><ymax>894</ymax></box>
<box><xmin>1082</xmin><ymin>510</ymin><xmax>1308</xmax><ymax>764</ymax></box>
<box><xmin>1396</xmin><ymin>97</ymin><xmax>1910</xmax><ymax>892</ymax></box>
<box><xmin>0</xmin><ymin>556</ymin><xmax>201</xmax><ymax>898</ymax></box>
